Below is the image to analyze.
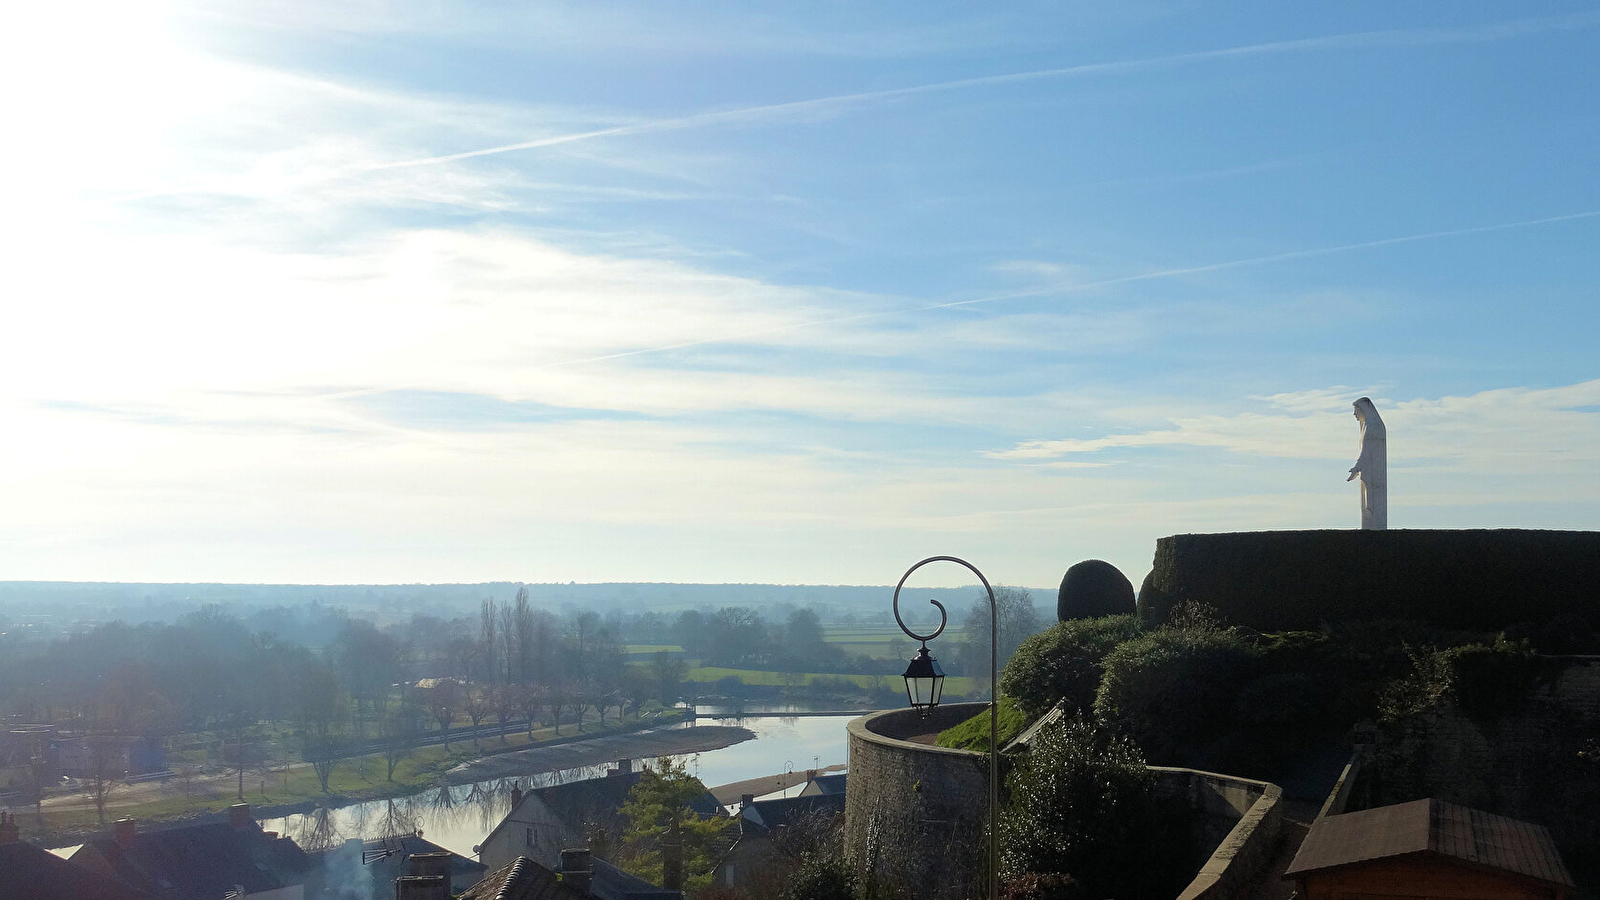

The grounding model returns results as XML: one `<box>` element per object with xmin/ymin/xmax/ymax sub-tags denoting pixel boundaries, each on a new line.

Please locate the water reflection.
<box><xmin>263</xmin><ymin>714</ymin><xmax>857</xmax><ymax>859</ymax></box>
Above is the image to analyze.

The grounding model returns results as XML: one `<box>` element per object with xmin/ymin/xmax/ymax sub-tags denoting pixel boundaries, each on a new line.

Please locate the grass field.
<box><xmin>684</xmin><ymin>665</ymin><xmax>978</xmax><ymax>697</ymax></box>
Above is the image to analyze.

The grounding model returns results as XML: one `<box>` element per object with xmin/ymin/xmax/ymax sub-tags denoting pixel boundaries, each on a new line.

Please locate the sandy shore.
<box><xmin>445</xmin><ymin>724</ymin><xmax>756</xmax><ymax>783</ymax></box>
<box><xmin>710</xmin><ymin>763</ymin><xmax>847</xmax><ymax>805</ymax></box>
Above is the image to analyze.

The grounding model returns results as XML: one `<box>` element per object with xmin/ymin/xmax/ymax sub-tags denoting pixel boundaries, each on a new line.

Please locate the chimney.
<box><xmin>661</xmin><ymin>823</ymin><xmax>683</xmax><ymax>893</ymax></box>
<box><xmin>616</xmin><ymin>757</ymin><xmax>630</xmax><ymax>775</ymax></box>
<box><xmin>560</xmin><ymin>848</ymin><xmax>593</xmax><ymax>893</ymax></box>
<box><xmin>114</xmin><ymin>817</ymin><xmax>137</xmax><ymax>848</ymax></box>
<box><xmin>806</xmin><ymin>768</ymin><xmax>817</xmax><ymax>783</ymax></box>
<box><xmin>510</xmin><ymin>786</ymin><xmax>524</xmax><ymax>809</ymax></box>
<box><xmin>393</xmin><ymin>875</ymin><xmax>449</xmax><ymax>900</ymax></box>
<box><xmin>228</xmin><ymin>803</ymin><xmax>252</xmax><ymax>829</ymax></box>
<box><xmin>407</xmin><ymin>851</ymin><xmax>452</xmax><ymax>878</ymax></box>
<box><xmin>0</xmin><ymin>812</ymin><xmax>20</xmax><ymax>844</ymax></box>
<box><xmin>739</xmin><ymin>793</ymin><xmax>754</xmax><ymax>809</ymax></box>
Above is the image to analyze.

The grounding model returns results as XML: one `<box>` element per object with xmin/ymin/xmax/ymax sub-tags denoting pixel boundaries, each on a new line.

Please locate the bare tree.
<box><xmin>546</xmin><ymin>680</ymin><xmax>572</xmax><ymax>735</ymax></box>
<box><xmin>489</xmin><ymin>684</ymin><xmax>518</xmax><ymax>743</ymax></box>
<box><xmin>79</xmin><ymin>734</ymin><xmax>127</xmax><ymax>826</ymax></box>
<box><xmin>380</xmin><ymin>703</ymin><xmax>422</xmax><ymax>781</ymax></box>
<box><xmin>462</xmin><ymin>687</ymin><xmax>492</xmax><ymax>748</ymax></box>
<box><xmin>302</xmin><ymin>733</ymin><xmax>344</xmax><ymax>794</ymax></box>
<box><xmin>424</xmin><ymin>679</ymin><xmax>462</xmax><ymax>750</ymax></box>
<box><xmin>518</xmin><ymin>683</ymin><xmax>545</xmax><ymax>738</ymax></box>
<box><xmin>961</xmin><ymin>586</ymin><xmax>1044</xmax><ymax>691</ymax></box>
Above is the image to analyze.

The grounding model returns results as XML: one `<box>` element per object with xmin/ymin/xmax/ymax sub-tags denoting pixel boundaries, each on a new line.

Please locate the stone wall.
<box><xmin>844</xmin><ymin>703</ymin><xmax>992</xmax><ymax>900</ymax></box>
<box><xmin>1151</xmin><ymin>767</ymin><xmax>1283</xmax><ymax>900</ymax></box>
<box><xmin>844</xmin><ymin>707</ymin><xmax>1284</xmax><ymax>899</ymax></box>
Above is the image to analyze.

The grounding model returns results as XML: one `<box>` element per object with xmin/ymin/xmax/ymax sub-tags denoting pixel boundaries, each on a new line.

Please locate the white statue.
<box><xmin>1346</xmin><ymin>397</ymin><xmax>1387</xmax><ymax>529</ymax></box>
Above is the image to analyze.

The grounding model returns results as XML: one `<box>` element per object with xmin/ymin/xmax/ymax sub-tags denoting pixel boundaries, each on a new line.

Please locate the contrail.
<box><xmin>367</xmin><ymin>11</ymin><xmax>1600</xmax><ymax>172</ymax></box>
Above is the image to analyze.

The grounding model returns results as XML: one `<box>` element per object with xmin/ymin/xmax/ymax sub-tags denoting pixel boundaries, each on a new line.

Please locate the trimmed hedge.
<box><xmin>1000</xmin><ymin>615</ymin><xmax>1144</xmax><ymax>718</ymax></box>
<box><xmin>1136</xmin><ymin>529</ymin><xmax>1600</xmax><ymax>639</ymax></box>
<box><xmin>1057</xmin><ymin>560</ymin><xmax>1136</xmax><ymax>621</ymax></box>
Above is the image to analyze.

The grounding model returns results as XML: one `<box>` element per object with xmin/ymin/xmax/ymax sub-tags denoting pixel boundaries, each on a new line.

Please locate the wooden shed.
<box><xmin>1285</xmin><ymin>798</ymin><xmax>1573</xmax><ymax>900</ymax></box>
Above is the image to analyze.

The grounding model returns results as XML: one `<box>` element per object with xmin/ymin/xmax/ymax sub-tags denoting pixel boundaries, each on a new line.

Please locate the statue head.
<box><xmin>1352</xmin><ymin>397</ymin><xmax>1385</xmax><ymax>437</ymax></box>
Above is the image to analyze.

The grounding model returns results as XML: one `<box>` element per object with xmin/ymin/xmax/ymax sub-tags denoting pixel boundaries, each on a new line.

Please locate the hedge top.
<box><xmin>1135</xmin><ymin>529</ymin><xmax>1600</xmax><ymax>634</ymax></box>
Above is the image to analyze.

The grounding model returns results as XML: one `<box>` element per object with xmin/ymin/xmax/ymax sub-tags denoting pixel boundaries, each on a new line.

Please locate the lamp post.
<box><xmin>892</xmin><ymin>555</ymin><xmax>1000</xmax><ymax>900</ymax></box>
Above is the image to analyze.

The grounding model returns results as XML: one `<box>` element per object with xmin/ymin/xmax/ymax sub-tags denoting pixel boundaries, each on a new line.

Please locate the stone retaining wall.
<box><xmin>844</xmin><ymin>703</ymin><xmax>991</xmax><ymax>900</ymax></box>
<box><xmin>1151</xmin><ymin>767</ymin><xmax>1283</xmax><ymax>900</ymax></box>
<box><xmin>844</xmin><ymin>707</ymin><xmax>1283</xmax><ymax>899</ymax></box>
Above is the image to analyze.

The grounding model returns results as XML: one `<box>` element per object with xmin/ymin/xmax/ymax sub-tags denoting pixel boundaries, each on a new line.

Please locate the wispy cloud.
<box><xmin>990</xmin><ymin>381</ymin><xmax>1600</xmax><ymax>478</ymax></box>
<box><xmin>365</xmin><ymin>12</ymin><xmax>1600</xmax><ymax>171</ymax></box>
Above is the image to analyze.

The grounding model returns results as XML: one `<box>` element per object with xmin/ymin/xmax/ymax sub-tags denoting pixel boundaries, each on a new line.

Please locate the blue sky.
<box><xmin>2</xmin><ymin>2</ymin><xmax>1598</xmax><ymax>589</ymax></box>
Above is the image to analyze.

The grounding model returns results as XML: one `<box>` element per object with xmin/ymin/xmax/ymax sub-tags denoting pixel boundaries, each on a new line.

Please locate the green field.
<box><xmin>684</xmin><ymin>665</ymin><xmax>977</xmax><ymax>696</ymax></box>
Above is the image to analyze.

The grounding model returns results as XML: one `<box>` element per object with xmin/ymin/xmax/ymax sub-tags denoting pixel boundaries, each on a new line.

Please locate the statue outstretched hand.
<box><xmin>1347</xmin><ymin>466</ymin><xmax>1359</xmax><ymax>482</ymax></box>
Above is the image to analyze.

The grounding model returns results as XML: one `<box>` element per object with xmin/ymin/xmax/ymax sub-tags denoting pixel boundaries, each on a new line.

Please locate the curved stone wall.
<box><xmin>843</xmin><ymin>706</ymin><xmax>1285</xmax><ymax>899</ymax></box>
<box><xmin>844</xmin><ymin>703</ymin><xmax>991</xmax><ymax>900</ymax></box>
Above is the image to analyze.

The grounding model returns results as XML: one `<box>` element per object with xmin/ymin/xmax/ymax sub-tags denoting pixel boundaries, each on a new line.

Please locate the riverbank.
<box><xmin>709</xmin><ymin>762</ymin><xmax>846</xmax><ymax>805</ymax></box>
<box><xmin>20</xmin><ymin>712</ymin><xmax>691</xmax><ymax>847</ymax></box>
<box><xmin>446</xmin><ymin>724</ymin><xmax>755</xmax><ymax>781</ymax></box>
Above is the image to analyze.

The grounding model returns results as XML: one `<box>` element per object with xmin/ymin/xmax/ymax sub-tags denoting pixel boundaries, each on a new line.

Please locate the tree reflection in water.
<box><xmin>264</xmin><ymin>761</ymin><xmax>646</xmax><ymax>855</ymax></box>
<box><xmin>375</xmin><ymin>798</ymin><xmax>418</xmax><ymax>839</ymax></box>
<box><xmin>293</xmin><ymin>806</ymin><xmax>342</xmax><ymax>852</ymax></box>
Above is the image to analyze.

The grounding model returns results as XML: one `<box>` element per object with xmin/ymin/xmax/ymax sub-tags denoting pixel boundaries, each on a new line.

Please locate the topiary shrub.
<box><xmin>1057</xmin><ymin>560</ymin><xmax>1136</xmax><ymax>621</ymax></box>
<box><xmin>1000</xmin><ymin>615</ymin><xmax>1144</xmax><ymax>718</ymax></box>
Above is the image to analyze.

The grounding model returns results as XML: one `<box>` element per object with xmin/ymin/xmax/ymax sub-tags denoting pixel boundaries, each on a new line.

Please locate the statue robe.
<box><xmin>1348</xmin><ymin>398</ymin><xmax>1387</xmax><ymax>530</ymax></box>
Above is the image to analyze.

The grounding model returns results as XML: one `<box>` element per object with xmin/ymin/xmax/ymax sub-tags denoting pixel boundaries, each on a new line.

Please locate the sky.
<box><xmin>2</xmin><ymin>2</ymin><xmax>1598</xmax><ymax>590</ymax></box>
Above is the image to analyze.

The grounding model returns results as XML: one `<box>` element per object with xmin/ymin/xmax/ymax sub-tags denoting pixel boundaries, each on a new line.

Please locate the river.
<box><xmin>260</xmin><ymin>710</ymin><xmax>859</xmax><ymax>860</ymax></box>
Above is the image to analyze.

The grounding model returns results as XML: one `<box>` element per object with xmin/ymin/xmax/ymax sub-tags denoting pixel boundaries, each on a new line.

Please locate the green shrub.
<box><xmin>1379</xmin><ymin>636</ymin><xmax>1547</xmax><ymax>723</ymax></box>
<box><xmin>1001</xmin><ymin>615</ymin><xmax>1143</xmax><ymax>718</ymax></box>
<box><xmin>1093</xmin><ymin>618</ymin><xmax>1260</xmax><ymax>766</ymax></box>
<box><xmin>779</xmin><ymin>852</ymin><xmax>857</xmax><ymax>900</ymax></box>
<box><xmin>935</xmin><ymin>697</ymin><xmax>1031</xmax><ymax>751</ymax></box>
<box><xmin>999</xmin><ymin>717</ymin><xmax>1154</xmax><ymax>898</ymax></box>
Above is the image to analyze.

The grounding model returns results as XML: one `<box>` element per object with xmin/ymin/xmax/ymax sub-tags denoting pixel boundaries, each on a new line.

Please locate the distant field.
<box><xmin>624</xmin><ymin>644</ymin><xmax>685</xmax><ymax>657</ymax></box>
<box><xmin>831</xmin><ymin>642</ymin><xmax>907</xmax><ymax>659</ymax></box>
<box><xmin>823</xmin><ymin>626</ymin><xmax>969</xmax><ymax>642</ymax></box>
<box><xmin>685</xmin><ymin>665</ymin><xmax>977</xmax><ymax>697</ymax></box>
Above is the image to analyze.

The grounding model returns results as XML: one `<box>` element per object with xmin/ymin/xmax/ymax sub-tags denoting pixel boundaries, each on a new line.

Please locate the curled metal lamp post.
<box><xmin>892</xmin><ymin>555</ymin><xmax>1000</xmax><ymax>900</ymax></box>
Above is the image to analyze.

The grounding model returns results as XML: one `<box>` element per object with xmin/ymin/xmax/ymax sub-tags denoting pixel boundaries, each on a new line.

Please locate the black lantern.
<box><xmin>902</xmin><ymin>644</ymin><xmax>946</xmax><ymax>715</ymax></box>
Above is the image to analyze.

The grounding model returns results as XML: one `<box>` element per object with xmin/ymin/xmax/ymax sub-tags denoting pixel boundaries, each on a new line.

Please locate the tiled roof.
<box><xmin>0</xmin><ymin>840</ymin><xmax>152</xmax><ymax>900</ymax></box>
<box><xmin>1285</xmin><ymin>798</ymin><xmax>1574</xmax><ymax>888</ymax></box>
<box><xmin>459</xmin><ymin>856</ymin><xmax>587</xmax><ymax>900</ymax></box>
<box><xmin>797</xmin><ymin>773</ymin><xmax>847</xmax><ymax>797</ymax></box>
<box><xmin>457</xmin><ymin>855</ymin><xmax>683</xmax><ymax>900</ymax></box>
<box><xmin>740</xmin><ymin>794</ymin><xmax>845</xmax><ymax>837</ymax></box>
<box><xmin>72</xmin><ymin>822</ymin><xmax>313</xmax><ymax>900</ymax></box>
